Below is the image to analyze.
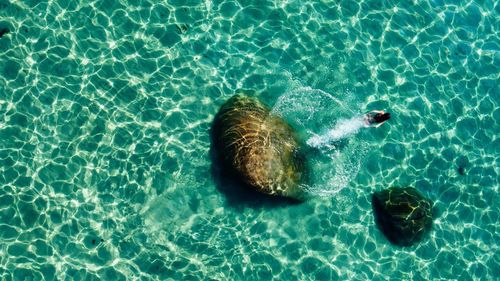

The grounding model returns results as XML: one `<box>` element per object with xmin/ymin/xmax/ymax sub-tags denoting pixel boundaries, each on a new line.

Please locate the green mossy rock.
<box><xmin>372</xmin><ymin>187</ymin><xmax>433</xmax><ymax>246</ymax></box>
<box><xmin>212</xmin><ymin>94</ymin><xmax>306</xmax><ymax>199</ymax></box>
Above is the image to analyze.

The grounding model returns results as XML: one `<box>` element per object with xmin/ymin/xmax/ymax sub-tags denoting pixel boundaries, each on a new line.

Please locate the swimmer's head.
<box><xmin>365</xmin><ymin>110</ymin><xmax>391</xmax><ymax>127</ymax></box>
<box><xmin>372</xmin><ymin>112</ymin><xmax>391</xmax><ymax>123</ymax></box>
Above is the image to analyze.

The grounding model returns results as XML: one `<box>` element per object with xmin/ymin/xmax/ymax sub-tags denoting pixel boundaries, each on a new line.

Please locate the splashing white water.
<box><xmin>307</xmin><ymin>116</ymin><xmax>365</xmax><ymax>148</ymax></box>
<box><xmin>270</xmin><ymin>76</ymin><xmax>368</xmax><ymax>197</ymax></box>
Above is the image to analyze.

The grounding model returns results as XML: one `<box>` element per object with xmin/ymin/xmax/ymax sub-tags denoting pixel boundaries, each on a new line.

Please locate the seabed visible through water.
<box><xmin>0</xmin><ymin>0</ymin><xmax>498</xmax><ymax>280</ymax></box>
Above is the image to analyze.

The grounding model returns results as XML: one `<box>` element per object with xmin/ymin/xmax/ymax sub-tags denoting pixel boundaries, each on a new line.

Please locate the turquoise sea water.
<box><xmin>0</xmin><ymin>0</ymin><xmax>499</xmax><ymax>280</ymax></box>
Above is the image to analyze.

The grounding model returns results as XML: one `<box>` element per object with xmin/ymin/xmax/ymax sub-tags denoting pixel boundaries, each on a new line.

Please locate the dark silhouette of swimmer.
<box><xmin>364</xmin><ymin>110</ymin><xmax>391</xmax><ymax>128</ymax></box>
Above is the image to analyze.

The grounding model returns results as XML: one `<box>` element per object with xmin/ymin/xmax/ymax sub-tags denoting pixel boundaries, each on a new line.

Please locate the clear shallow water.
<box><xmin>0</xmin><ymin>0</ymin><xmax>498</xmax><ymax>280</ymax></box>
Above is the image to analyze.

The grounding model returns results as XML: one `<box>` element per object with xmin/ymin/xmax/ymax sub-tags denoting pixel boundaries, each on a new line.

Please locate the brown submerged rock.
<box><xmin>372</xmin><ymin>187</ymin><xmax>433</xmax><ymax>246</ymax></box>
<box><xmin>212</xmin><ymin>94</ymin><xmax>306</xmax><ymax>199</ymax></box>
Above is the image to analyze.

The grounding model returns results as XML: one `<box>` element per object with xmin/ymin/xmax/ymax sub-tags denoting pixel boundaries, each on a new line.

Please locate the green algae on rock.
<box><xmin>372</xmin><ymin>187</ymin><xmax>433</xmax><ymax>247</ymax></box>
<box><xmin>212</xmin><ymin>94</ymin><xmax>306</xmax><ymax>200</ymax></box>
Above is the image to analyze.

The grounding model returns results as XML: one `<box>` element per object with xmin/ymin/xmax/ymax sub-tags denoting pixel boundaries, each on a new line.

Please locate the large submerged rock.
<box><xmin>212</xmin><ymin>94</ymin><xmax>306</xmax><ymax>199</ymax></box>
<box><xmin>372</xmin><ymin>187</ymin><xmax>433</xmax><ymax>246</ymax></box>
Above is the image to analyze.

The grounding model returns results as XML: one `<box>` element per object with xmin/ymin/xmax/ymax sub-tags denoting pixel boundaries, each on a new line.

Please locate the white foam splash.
<box><xmin>269</xmin><ymin>73</ymin><xmax>368</xmax><ymax>197</ymax></box>
<box><xmin>306</xmin><ymin>116</ymin><xmax>365</xmax><ymax>148</ymax></box>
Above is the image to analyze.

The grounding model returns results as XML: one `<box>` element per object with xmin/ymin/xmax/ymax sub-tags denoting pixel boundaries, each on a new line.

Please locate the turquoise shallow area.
<box><xmin>0</xmin><ymin>0</ymin><xmax>498</xmax><ymax>280</ymax></box>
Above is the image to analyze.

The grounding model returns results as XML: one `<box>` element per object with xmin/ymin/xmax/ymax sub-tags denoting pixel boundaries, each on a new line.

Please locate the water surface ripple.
<box><xmin>0</xmin><ymin>0</ymin><xmax>498</xmax><ymax>280</ymax></box>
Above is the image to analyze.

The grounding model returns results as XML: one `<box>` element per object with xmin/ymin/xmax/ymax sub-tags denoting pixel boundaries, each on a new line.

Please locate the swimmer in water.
<box><xmin>364</xmin><ymin>110</ymin><xmax>391</xmax><ymax>128</ymax></box>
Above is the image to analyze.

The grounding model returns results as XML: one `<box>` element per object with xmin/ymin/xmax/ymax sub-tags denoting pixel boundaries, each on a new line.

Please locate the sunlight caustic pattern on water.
<box><xmin>0</xmin><ymin>0</ymin><xmax>498</xmax><ymax>280</ymax></box>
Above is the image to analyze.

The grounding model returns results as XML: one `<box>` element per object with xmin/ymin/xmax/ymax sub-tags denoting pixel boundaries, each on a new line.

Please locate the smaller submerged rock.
<box><xmin>372</xmin><ymin>187</ymin><xmax>433</xmax><ymax>246</ymax></box>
